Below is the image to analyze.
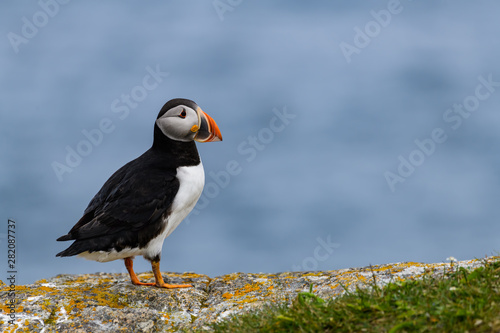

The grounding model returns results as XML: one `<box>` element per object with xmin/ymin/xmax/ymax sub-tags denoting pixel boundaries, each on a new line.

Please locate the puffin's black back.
<box><xmin>56</xmin><ymin>150</ymin><xmax>178</xmax><ymax>258</ymax></box>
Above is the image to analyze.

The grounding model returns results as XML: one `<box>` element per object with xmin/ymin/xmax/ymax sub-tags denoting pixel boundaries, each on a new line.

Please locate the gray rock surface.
<box><xmin>1</xmin><ymin>256</ymin><xmax>497</xmax><ymax>332</ymax></box>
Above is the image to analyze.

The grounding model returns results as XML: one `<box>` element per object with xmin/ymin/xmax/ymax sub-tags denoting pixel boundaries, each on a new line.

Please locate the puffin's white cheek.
<box><xmin>156</xmin><ymin>118</ymin><xmax>195</xmax><ymax>142</ymax></box>
<box><xmin>156</xmin><ymin>118</ymin><xmax>173</xmax><ymax>138</ymax></box>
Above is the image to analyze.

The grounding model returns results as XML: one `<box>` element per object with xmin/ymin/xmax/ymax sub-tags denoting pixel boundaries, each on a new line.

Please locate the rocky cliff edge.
<box><xmin>1</xmin><ymin>256</ymin><xmax>498</xmax><ymax>332</ymax></box>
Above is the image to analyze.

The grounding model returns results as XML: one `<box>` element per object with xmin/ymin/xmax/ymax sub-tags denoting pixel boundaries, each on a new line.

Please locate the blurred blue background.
<box><xmin>1</xmin><ymin>1</ymin><xmax>499</xmax><ymax>285</ymax></box>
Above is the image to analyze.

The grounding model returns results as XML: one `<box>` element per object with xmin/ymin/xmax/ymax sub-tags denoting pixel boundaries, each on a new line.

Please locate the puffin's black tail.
<box><xmin>56</xmin><ymin>249</ymin><xmax>75</xmax><ymax>257</ymax></box>
<box><xmin>56</xmin><ymin>235</ymin><xmax>118</xmax><ymax>257</ymax></box>
<box><xmin>56</xmin><ymin>233</ymin><xmax>76</xmax><ymax>257</ymax></box>
<box><xmin>56</xmin><ymin>243</ymin><xmax>81</xmax><ymax>257</ymax></box>
<box><xmin>57</xmin><ymin>234</ymin><xmax>73</xmax><ymax>241</ymax></box>
<box><xmin>56</xmin><ymin>234</ymin><xmax>86</xmax><ymax>257</ymax></box>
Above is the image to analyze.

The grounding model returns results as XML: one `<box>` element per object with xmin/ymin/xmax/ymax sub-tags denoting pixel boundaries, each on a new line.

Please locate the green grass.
<box><xmin>210</xmin><ymin>260</ymin><xmax>500</xmax><ymax>333</ymax></box>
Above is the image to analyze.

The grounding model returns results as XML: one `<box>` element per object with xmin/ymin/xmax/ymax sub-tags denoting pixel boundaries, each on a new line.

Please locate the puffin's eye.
<box><xmin>179</xmin><ymin>109</ymin><xmax>187</xmax><ymax>118</ymax></box>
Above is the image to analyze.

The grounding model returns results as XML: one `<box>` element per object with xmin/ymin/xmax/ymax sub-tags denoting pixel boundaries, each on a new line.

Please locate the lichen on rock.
<box><xmin>1</xmin><ymin>256</ymin><xmax>498</xmax><ymax>332</ymax></box>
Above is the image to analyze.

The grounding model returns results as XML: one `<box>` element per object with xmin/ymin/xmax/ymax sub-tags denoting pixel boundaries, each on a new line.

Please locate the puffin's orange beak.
<box><xmin>194</xmin><ymin>108</ymin><xmax>222</xmax><ymax>142</ymax></box>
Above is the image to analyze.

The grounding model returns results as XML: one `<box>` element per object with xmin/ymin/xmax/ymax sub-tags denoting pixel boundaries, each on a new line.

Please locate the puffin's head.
<box><xmin>155</xmin><ymin>98</ymin><xmax>222</xmax><ymax>143</ymax></box>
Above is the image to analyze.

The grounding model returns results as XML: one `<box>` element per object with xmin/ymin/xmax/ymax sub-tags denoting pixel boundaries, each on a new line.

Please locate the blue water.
<box><xmin>1</xmin><ymin>1</ymin><xmax>499</xmax><ymax>284</ymax></box>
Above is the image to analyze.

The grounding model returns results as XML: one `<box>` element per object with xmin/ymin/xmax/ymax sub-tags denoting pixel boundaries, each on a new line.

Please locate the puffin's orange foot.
<box><xmin>149</xmin><ymin>260</ymin><xmax>193</xmax><ymax>288</ymax></box>
<box><xmin>124</xmin><ymin>257</ymin><xmax>157</xmax><ymax>286</ymax></box>
<box><xmin>155</xmin><ymin>282</ymin><xmax>193</xmax><ymax>289</ymax></box>
<box><xmin>131</xmin><ymin>280</ymin><xmax>156</xmax><ymax>286</ymax></box>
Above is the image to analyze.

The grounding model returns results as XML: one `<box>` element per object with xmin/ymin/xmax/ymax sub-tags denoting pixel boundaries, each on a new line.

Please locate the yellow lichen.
<box><xmin>356</xmin><ymin>274</ymin><xmax>367</xmax><ymax>282</ymax></box>
<box><xmin>303</xmin><ymin>272</ymin><xmax>325</xmax><ymax>277</ymax></box>
<box><xmin>234</xmin><ymin>283</ymin><xmax>261</xmax><ymax>297</ymax></box>
<box><xmin>181</xmin><ymin>272</ymin><xmax>208</xmax><ymax>279</ymax></box>
<box><xmin>235</xmin><ymin>297</ymin><xmax>258</xmax><ymax>304</ymax></box>
<box><xmin>222</xmin><ymin>292</ymin><xmax>233</xmax><ymax>300</ymax></box>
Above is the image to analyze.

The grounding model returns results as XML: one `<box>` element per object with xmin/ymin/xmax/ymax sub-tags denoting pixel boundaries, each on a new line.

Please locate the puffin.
<box><xmin>56</xmin><ymin>98</ymin><xmax>222</xmax><ymax>288</ymax></box>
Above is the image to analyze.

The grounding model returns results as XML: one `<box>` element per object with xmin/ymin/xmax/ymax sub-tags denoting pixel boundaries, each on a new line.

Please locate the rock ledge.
<box><xmin>1</xmin><ymin>256</ymin><xmax>498</xmax><ymax>332</ymax></box>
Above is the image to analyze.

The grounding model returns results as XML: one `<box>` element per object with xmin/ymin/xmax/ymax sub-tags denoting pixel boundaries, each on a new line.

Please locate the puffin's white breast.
<box><xmin>143</xmin><ymin>162</ymin><xmax>205</xmax><ymax>259</ymax></box>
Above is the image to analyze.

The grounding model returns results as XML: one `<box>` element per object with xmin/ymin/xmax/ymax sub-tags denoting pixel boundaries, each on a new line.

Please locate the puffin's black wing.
<box><xmin>56</xmin><ymin>151</ymin><xmax>179</xmax><ymax>256</ymax></box>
